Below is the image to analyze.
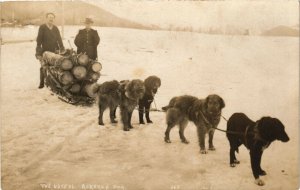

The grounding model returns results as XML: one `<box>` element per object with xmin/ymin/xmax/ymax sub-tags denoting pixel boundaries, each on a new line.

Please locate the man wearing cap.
<box><xmin>74</xmin><ymin>18</ymin><xmax>100</xmax><ymax>60</ymax></box>
<box><xmin>36</xmin><ymin>12</ymin><xmax>65</xmax><ymax>89</ymax></box>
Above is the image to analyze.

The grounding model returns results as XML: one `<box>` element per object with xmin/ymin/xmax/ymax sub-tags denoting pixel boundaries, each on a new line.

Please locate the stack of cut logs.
<box><xmin>42</xmin><ymin>51</ymin><xmax>102</xmax><ymax>104</ymax></box>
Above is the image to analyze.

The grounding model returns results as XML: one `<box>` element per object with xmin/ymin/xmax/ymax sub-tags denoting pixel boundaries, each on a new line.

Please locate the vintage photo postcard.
<box><xmin>1</xmin><ymin>0</ymin><xmax>299</xmax><ymax>190</ymax></box>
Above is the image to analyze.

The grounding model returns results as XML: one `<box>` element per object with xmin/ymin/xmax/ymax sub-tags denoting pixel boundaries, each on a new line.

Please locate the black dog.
<box><xmin>138</xmin><ymin>76</ymin><xmax>161</xmax><ymax>124</ymax></box>
<box><xmin>226</xmin><ymin>113</ymin><xmax>289</xmax><ymax>186</ymax></box>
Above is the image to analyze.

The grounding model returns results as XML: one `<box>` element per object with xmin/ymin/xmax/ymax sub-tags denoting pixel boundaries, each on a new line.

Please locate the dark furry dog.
<box><xmin>226</xmin><ymin>113</ymin><xmax>289</xmax><ymax>186</ymax></box>
<box><xmin>162</xmin><ymin>94</ymin><xmax>225</xmax><ymax>154</ymax></box>
<box><xmin>119</xmin><ymin>79</ymin><xmax>145</xmax><ymax>131</ymax></box>
<box><xmin>138</xmin><ymin>75</ymin><xmax>161</xmax><ymax>124</ymax></box>
<box><xmin>98</xmin><ymin>80</ymin><xmax>121</xmax><ymax>125</ymax></box>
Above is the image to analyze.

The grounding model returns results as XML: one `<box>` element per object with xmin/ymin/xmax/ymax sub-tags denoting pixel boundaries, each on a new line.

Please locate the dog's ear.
<box><xmin>204</xmin><ymin>96</ymin><xmax>209</xmax><ymax>109</ymax></box>
<box><xmin>272</xmin><ymin>118</ymin><xmax>290</xmax><ymax>142</ymax></box>
<box><xmin>219</xmin><ymin>97</ymin><xmax>225</xmax><ymax>109</ymax></box>
<box><xmin>189</xmin><ymin>101</ymin><xmax>202</xmax><ymax>121</ymax></box>
<box><xmin>258</xmin><ymin>117</ymin><xmax>279</xmax><ymax>142</ymax></box>
<box><xmin>157</xmin><ymin>77</ymin><xmax>161</xmax><ymax>87</ymax></box>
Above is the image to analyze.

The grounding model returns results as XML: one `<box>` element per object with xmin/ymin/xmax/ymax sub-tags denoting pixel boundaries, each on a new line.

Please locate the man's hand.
<box><xmin>36</xmin><ymin>55</ymin><xmax>43</xmax><ymax>61</ymax></box>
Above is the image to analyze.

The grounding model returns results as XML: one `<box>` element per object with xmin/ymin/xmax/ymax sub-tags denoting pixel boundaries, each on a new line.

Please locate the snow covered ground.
<box><xmin>1</xmin><ymin>26</ymin><xmax>299</xmax><ymax>190</ymax></box>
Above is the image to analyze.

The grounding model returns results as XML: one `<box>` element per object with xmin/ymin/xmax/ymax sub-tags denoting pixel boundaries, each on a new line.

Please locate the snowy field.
<box><xmin>1</xmin><ymin>26</ymin><xmax>299</xmax><ymax>190</ymax></box>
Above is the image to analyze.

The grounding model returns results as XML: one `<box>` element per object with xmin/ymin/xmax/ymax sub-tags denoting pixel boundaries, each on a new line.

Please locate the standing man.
<box><xmin>36</xmin><ymin>12</ymin><xmax>65</xmax><ymax>89</ymax></box>
<box><xmin>74</xmin><ymin>18</ymin><xmax>100</xmax><ymax>60</ymax></box>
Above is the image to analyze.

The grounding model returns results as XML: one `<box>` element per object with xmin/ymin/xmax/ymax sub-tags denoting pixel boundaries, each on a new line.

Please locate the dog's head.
<box><xmin>205</xmin><ymin>94</ymin><xmax>225</xmax><ymax>114</ymax></box>
<box><xmin>144</xmin><ymin>75</ymin><xmax>161</xmax><ymax>96</ymax></box>
<box><xmin>125</xmin><ymin>79</ymin><xmax>145</xmax><ymax>100</ymax></box>
<box><xmin>257</xmin><ymin>117</ymin><xmax>290</xmax><ymax>142</ymax></box>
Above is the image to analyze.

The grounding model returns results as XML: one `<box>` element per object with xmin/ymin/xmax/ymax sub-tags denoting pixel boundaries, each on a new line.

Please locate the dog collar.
<box><xmin>253</xmin><ymin>122</ymin><xmax>270</xmax><ymax>146</ymax></box>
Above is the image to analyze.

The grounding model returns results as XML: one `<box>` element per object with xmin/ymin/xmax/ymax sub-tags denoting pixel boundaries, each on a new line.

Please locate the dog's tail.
<box><xmin>162</xmin><ymin>97</ymin><xmax>178</xmax><ymax>112</ymax></box>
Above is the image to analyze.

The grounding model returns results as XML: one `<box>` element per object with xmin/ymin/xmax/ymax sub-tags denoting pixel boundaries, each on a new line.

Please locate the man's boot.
<box><xmin>38</xmin><ymin>67</ymin><xmax>45</xmax><ymax>89</ymax></box>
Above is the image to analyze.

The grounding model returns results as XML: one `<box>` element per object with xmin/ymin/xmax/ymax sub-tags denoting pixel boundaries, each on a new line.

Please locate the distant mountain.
<box><xmin>262</xmin><ymin>25</ymin><xmax>299</xmax><ymax>37</ymax></box>
<box><xmin>0</xmin><ymin>1</ymin><xmax>157</xmax><ymax>30</ymax></box>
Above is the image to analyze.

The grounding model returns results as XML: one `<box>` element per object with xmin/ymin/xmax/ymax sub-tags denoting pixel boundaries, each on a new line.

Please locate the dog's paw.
<box><xmin>208</xmin><ymin>146</ymin><xmax>216</xmax><ymax>151</ymax></box>
<box><xmin>139</xmin><ymin>121</ymin><xmax>145</xmax><ymax>124</ymax></box>
<box><xmin>181</xmin><ymin>139</ymin><xmax>189</xmax><ymax>144</ymax></box>
<box><xmin>230</xmin><ymin>163</ymin><xmax>236</xmax><ymax>167</ymax></box>
<box><xmin>129</xmin><ymin>125</ymin><xmax>133</xmax><ymax>129</ymax></box>
<box><xmin>98</xmin><ymin>122</ymin><xmax>104</xmax><ymax>126</ymax></box>
<box><xmin>200</xmin><ymin>149</ymin><xmax>208</xmax><ymax>154</ymax></box>
<box><xmin>111</xmin><ymin>120</ymin><xmax>118</xmax><ymax>124</ymax></box>
<box><xmin>254</xmin><ymin>179</ymin><xmax>265</xmax><ymax>186</ymax></box>
<box><xmin>164</xmin><ymin>138</ymin><xmax>171</xmax><ymax>143</ymax></box>
<box><xmin>259</xmin><ymin>170</ymin><xmax>267</xmax><ymax>176</ymax></box>
<box><xmin>147</xmin><ymin>120</ymin><xmax>153</xmax><ymax>124</ymax></box>
<box><xmin>123</xmin><ymin>128</ymin><xmax>130</xmax><ymax>131</ymax></box>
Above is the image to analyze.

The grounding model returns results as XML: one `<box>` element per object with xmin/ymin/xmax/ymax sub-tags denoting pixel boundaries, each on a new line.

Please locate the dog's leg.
<box><xmin>128</xmin><ymin>111</ymin><xmax>133</xmax><ymax>129</ymax></box>
<box><xmin>165</xmin><ymin>123</ymin><xmax>175</xmax><ymax>143</ymax></box>
<box><xmin>230</xmin><ymin>147</ymin><xmax>236</xmax><ymax>167</ymax></box>
<box><xmin>229</xmin><ymin>140</ymin><xmax>240</xmax><ymax>167</ymax></box>
<box><xmin>120</xmin><ymin>107</ymin><xmax>130</xmax><ymax>131</ymax></box>
<box><xmin>113</xmin><ymin>106</ymin><xmax>117</xmax><ymax>119</ymax></box>
<box><xmin>145</xmin><ymin>100</ymin><xmax>153</xmax><ymax>123</ymax></box>
<box><xmin>250</xmin><ymin>148</ymin><xmax>265</xmax><ymax>186</ymax></box>
<box><xmin>196</xmin><ymin>123</ymin><xmax>207</xmax><ymax>154</ymax></box>
<box><xmin>98</xmin><ymin>102</ymin><xmax>107</xmax><ymax>126</ymax></box>
<box><xmin>258</xmin><ymin>151</ymin><xmax>267</xmax><ymax>176</ymax></box>
<box><xmin>165</xmin><ymin>108</ymin><xmax>179</xmax><ymax>143</ymax></box>
<box><xmin>179</xmin><ymin>119</ymin><xmax>189</xmax><ymax>144</ymax></box>
<box><xmin>109</xmin><ymin>106</ymin><xmax>118</xmax><ymax>124</ymax></box>
<box><xmin>138</xmin><ymin>100</ymin><xmax>145</xmax><ymax>124</ymax></box>
<box><xmin>208</xmin><ymin>129</ymin><xmax>216</xmax><ymax>150</ymax></box>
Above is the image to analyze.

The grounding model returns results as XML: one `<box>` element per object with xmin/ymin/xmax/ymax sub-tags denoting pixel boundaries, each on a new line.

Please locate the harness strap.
<box><xmin>244</xmin><ymin>125</ymin><xmax>252</xmax><ymax>148</ymax></box>
<box><xmin>199</xmin><ymin>110</ymin><xmax>255</xmax><ymax>136</ymax></box>
<box><xmin>253</xmin><ymin>123</ymin><xmax>270</xmax><ymax>146</ymax></box>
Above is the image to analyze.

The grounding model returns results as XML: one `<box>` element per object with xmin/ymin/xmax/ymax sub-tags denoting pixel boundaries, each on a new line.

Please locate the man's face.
<box><xmin>85</xmin><ymin>23</ymin><xmax>92</xmax><ymax>29</ymax></box>
<box><xmin>46</xmin><ymin>14</ymin><xmax>55</xmax><ymax>24</ymax></box>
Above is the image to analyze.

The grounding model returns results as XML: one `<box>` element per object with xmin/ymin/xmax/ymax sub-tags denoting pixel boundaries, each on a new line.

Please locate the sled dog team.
<box><xmin>97</xmin><ymin>76</ymin><xmax>289</xmax><ymax>186</ymax></box>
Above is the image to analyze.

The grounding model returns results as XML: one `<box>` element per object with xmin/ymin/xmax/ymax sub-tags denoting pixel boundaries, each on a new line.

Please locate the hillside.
<box><xmin>0</xmin><ymin>1</ymin><xmax>154</xmax><ymax>29</ymax></box>
<box><xmin>262</xmin><ymin>25</ymin><xmax>299</xmax><ymax>37</ymax></box>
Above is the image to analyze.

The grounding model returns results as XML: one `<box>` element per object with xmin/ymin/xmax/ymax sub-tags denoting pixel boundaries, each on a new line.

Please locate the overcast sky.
<box><xmin>86</xmin><ymin>0</ymin><xmax>299</xmax><ymax>32</ymax></box>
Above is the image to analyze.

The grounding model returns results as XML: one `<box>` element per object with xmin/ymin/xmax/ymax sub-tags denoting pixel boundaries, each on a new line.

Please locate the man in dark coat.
<box><xmin>35</xmin><ymin>13</ymin><xmax>65</xmax><ymax>89</ymax></box>
<box><xmin>74</xmin><ymin>18</ymin><xmax>100</xmax><ymax>60</ymax></box>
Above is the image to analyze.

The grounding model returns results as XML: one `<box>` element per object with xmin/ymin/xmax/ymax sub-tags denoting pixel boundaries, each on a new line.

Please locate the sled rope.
<box><xmin>199</xmin><ymin>110</ymin><xmax>250</xmax><ymax>135</ymax></box>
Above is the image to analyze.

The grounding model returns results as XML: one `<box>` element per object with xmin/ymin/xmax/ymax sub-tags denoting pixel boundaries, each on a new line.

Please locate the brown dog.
<box><xmin>162</xmin><ymin>94</ymin><xmax>225</xmax><ymax>154</ymax></box>
<box><xmin>98</xmin><ymin>80</ymin><xmax>121</xmax><ymax>126</ymax></box>
<box><xmin>119</xmin><ymin>79</ymin><xmax>145</xmax><ymax>131</ymax></box>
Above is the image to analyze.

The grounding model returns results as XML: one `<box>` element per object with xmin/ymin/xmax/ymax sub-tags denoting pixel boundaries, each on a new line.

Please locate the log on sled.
<box><xmin>42</xmin><ymin>50</ymin><xmax>102</xmax><ymax>105</ymax></box>
<box><xmin>43</xmin><ymin>51</ymin><xmax>73</xmax><ymax>70</ymax></box>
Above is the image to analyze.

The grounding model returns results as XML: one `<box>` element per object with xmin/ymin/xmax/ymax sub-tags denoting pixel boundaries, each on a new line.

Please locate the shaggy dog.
<box><xmin>226</xmin><ymin>113</ymin><xmax>289</xmax><ymax>186</ymax></box>
<box><xmin>138</xmin><ymin>75</ymin><xmax>161</xmax><ymax>124</ymax></box>
<box><xmin>162</xmin><ymin>94</ymin><xmax>225</xmax><ymax>154</ymax></box>
<box><xmin>119</xmin><ymin>79</ymin><xmax>145</xmax><ymax>131</ymax></box>
<box><xmin>98</xmin><ymin>80</ymin><xmax>121</xmax><ymax>125</ymax></box>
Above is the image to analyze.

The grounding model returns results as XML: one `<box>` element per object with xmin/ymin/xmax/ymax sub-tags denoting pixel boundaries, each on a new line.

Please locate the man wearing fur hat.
<box><xmin>74</xmin><ymin>18</ymin><xmax>100</xmax><ymax>60</ymax></box>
